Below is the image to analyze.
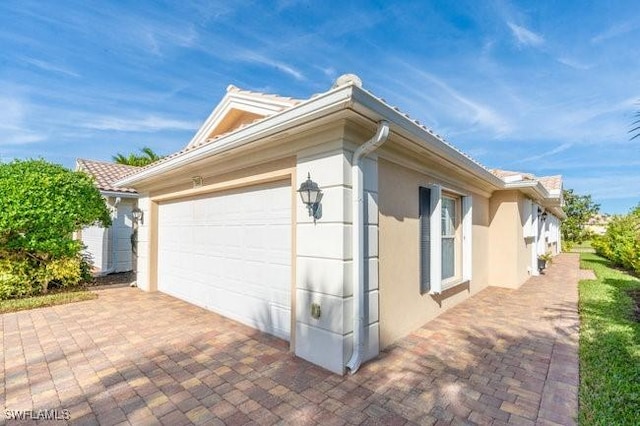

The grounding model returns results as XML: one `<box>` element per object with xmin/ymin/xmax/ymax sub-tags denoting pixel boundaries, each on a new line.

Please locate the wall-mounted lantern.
<box><xmin>132</xmin><ymin>207</ymin><xmax>144</xmax><ymax>225</ymax></box>
<box><xmin>538</xmin><ymin>207</ymin><xmax>548</xmax><ymax>222</ymax></box>
<box><xmin>297</xmin><ymin>173</ymin><xmax>323</xmax><ymax>221</ymax></box>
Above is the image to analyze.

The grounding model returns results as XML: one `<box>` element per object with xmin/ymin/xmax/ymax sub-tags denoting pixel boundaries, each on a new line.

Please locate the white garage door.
<box><xmin>157</xmin><ymin>181</ymin><xmax>292</xmax><ymax>341</ymax></box>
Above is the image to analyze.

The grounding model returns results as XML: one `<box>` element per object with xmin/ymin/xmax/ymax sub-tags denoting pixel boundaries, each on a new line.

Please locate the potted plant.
<box><xmin>538</xmin><ymin>251</ymin><xmax>553</xmax><ymax>272</ymax></box>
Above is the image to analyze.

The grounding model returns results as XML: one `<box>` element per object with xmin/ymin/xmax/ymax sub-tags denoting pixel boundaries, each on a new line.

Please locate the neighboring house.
<box><xmin>116</xmin><ymin>75</ymin><xmax>565</xmax><ymax>374</ymax></box>
<box><xmin>586</xmin><ymin>213</ymin><xmax>611</xmax><ymax>236</ymax></box>
<box><xmin>76</xmin><ymin>159</ymin><xmax>140</xmax><ymax>275</ymax></box>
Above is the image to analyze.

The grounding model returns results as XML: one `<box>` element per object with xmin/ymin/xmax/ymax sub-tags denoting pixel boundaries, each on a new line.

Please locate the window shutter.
<box><xmin>523</xmin><ymin>199</ymin><xmax>533</xmax><ymax>237</ymax></box>
<box><xmin>419</xmin><ymin>187</ymin><xmax>431</xmax><ymax>294</ymax></box>
<box><xmin>430</xmin><ymin>185</ymin><xmax>442</xmax><ymax>294</ymax></box>
<box><xmin>462</xmin><ymin>196</ymin><xmax>472</xmax><ymax>282</ymax></box>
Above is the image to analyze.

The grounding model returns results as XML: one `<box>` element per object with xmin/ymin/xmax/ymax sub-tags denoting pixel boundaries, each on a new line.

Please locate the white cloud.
<box><xmin>507</xmin><ymin>22</ymin><xmax>544</xmax><ymax>47</ymax></box>
<box><xmin>591</xmin><ymin>21</ymin><xmax>639</xmax><ymax>44</ymax></box>
<box><xmin>138</xmin><ymin>23</ymin><xmax>199</xmax><ymax>56</ymax></box>
<box><xmin>0</xmin><ymin>96</ymin><xmax>46</xmax><ymax>146</ymax></box>
<box><xmin>21</xmin><ymin>57</ymin><xmax>80</xmax><ymax>77</ymax></box>
<box><xmin>557</xmin><ymin>57</ymin><xmax>592</xmax><ymax>70</ymax></box>
<box><xmin>82</xmin><ymin>115</ymin><xmax>200</xmax><ymax>132</ymax></box>
<box><xmin>235</xmin><ymin>51</ymin><xmax>305</xmax><ymax>81</ymax></box>
<box><xmin>514</xmin><ymin>143</ymin><xmax>573</xmax><ymax>164</ymax></box>
<box><xmin>417</xmin><ymin>71</ymin><xmax>512</xmax><ymax>136</ymax></box>
<box><xmin>570</xmin><ymin>174</ymin><xmax>640</xmax><ymax>200</ymax></box>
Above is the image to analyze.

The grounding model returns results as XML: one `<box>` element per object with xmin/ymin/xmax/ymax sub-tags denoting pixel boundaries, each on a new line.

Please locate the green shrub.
<box><xmin>0</xmin><ymin>253</ymin><xmax>91</xmax><ymax>300</ymax></box>
<box><xmin>0</xmin><ymin>159</ymin><xmax>111</xmax><ymax>299</ymax></box>
<box><xmin>593</xmin><ymin>205</ymin><xmax>640</xmax><ymax>275</ymax></box>
<box><xmin>562</xmin><ymin>240</ymin><xmax>574</xmax><ymax>252</ymax></box>
<box><xmin>0</xmin><ymin>255</ymin><xmax>36</xmax><ymax>299</ymax></box>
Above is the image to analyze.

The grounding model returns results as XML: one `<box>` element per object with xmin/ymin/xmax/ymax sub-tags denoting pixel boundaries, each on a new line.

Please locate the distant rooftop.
<box><xmin>77</xmin><ymin>159</ymin><xmax>139</xmax><ymax>194</ymax></box>
<box><xmin>491</xmin><ymin>169</ymin><xmax>562</xmax><ymax>194</ymax></box>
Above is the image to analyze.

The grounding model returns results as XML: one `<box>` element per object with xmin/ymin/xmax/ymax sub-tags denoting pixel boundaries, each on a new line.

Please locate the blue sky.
<box><xmin>1</xmin><ymin>0</ymin><xmax>639</xmax><ymax>213</ymax></box>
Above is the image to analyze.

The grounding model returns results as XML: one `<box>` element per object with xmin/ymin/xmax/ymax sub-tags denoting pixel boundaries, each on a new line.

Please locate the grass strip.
<box><xmin>579</xmin><ymin>252</ymin><xmax>640</xmax><ymax>425</ymax></box>
<box><xmin>0</xmin><ymin>289</ymin><xmax>97</xmax><ymax>314</ymax></box>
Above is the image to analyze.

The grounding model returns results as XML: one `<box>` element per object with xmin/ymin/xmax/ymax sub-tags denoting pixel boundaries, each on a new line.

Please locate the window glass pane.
<box><xmin>442</xmin><ymin>237</ymin><xmax>455</xmax><ymax>279</ymax></box>
<box><xmin>441</xmin><ymin>197</ymin><xmax>455</xmax><ymax>236</ymax></box>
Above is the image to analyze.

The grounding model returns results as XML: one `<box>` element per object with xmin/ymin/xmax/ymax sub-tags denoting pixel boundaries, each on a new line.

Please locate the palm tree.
<box><xmin>631</xmin><ymin>107</ymin><xmax>640</xmax><ymax>141</ymax></box>
<box><xmin>113</xmin><ymin>147</ymin><xmax>163</xmax><ymax>167</ymax></box>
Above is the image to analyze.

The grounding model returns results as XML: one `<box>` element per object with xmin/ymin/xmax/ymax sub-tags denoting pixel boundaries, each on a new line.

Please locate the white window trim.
<box><xmin>428</xmin><ymin>185</ymin><xmax>473</xmax><ymax>295</ymax></box>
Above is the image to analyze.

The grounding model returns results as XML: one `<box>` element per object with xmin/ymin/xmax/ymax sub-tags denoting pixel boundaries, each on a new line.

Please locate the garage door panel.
<box><xmin>157</xmin><ymin>182</ymin><xmax>292</xmax><ymax>341</ymax></box>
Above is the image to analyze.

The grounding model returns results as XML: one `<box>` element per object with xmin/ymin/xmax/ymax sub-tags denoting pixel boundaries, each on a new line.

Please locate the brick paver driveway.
<box><xmin>1</xmin><ymin>255</ymin><xmax>580</xmax><ymax>425</ymax></box>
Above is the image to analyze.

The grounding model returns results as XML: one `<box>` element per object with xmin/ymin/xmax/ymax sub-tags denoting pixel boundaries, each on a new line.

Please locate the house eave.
<box><xmin>349</xmin><ymin>87</ymin><xmax>506</xmax><ymax>191</ymax></box>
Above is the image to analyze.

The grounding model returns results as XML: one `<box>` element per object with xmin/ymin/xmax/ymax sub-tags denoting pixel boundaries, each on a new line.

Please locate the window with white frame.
<box><xmin>441</xmin><ymin>196</ymin><xmax>457</xmax><ymax>280</ymax></box>
<box><xmin>420</xmin><ymin>185</ymin><xmax>472</xmax><ymax>294</ymax></box>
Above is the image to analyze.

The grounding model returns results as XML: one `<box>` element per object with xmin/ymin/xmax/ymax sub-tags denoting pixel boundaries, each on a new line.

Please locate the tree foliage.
<box><xmin>561</xmin><ymin>188</ymin><xmax>600</xmax><ymax>246</ymax></box>
<box><xmin>0</xmin><ymin>159</ymin><xmax>111</xmax><ymax>298</ymax></box>
<box><xmin>592</xmin><ymin>205</ymin><xmax>640</xmax><ymax>275</ymax></box>
<box><xmin>113</xmin><ymin>146</ymin><xmax>163</xmax><ymax>167</ymax></box>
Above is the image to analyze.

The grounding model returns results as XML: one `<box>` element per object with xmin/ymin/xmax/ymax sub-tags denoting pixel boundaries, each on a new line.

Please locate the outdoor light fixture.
<box><xmin>537</xmin><ymin>207</ymin><xmax>548</xmax><ymax>222</ymax></box>
<box><xmin>297</xmin><ymin>173</ymin><xmax>323</xmax><ymax>220</ymax></box>
<box><xmin>132</xmin><ymin>207</ymin><xmax>144</xmax><ymax>225</ymax></box>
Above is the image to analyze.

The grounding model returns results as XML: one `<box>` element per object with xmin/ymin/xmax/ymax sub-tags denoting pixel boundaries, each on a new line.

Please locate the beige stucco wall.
<box><xmin>488</xmin><ymin>190</ymin><xmax>535</xmax><ymax>288</ymax></box>
<box><xmin>378</xmin><ymin>158</ymin><xmax>491</xmax><ymax>349</ymax></box>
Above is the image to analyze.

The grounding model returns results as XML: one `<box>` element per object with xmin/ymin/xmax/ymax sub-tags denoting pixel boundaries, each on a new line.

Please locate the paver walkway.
<box><xmin>1</xmin><ymin>254</ymin><xmax>580</xmax><ymax>425</ymax></box>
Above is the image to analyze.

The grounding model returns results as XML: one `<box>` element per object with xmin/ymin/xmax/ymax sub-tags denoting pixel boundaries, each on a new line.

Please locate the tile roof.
<box><xmin>538</xmin><ymin>175</ymin><xmax>562</xmax><ymax>192</ymax></box>
<box><xmin>489</xmin><ymin>169</ymin><xmax>535</xmax><ymax>180</ymax></box>
<box><xmin>490</xmin><ymin>169</ymin><xmax>562</xmax><ymax>194</ymax></box>
<box><xmin>77</xmin><ymin>159</ymin><xmax>140</xmax><ymax>194</ymax></box>
<box><xmin>116</xmin><ymin>75</ymin><xmax>560</xmax><ymax>196</ymax></box>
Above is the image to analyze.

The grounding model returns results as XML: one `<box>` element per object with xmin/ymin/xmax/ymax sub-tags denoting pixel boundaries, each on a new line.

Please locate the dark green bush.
<box><xmin>0</xmin><ymin>159</ymin><xmax>111</xmax><ymax>299</ymax></box>
<box><xmin>592</xmin><ymin>205</ymin><xmax>640</xmax><ymax>275</ymax></box>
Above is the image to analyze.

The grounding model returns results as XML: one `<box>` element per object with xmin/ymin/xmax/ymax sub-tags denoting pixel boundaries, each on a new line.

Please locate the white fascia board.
<box><xmin>348</xmin><ymin>87</ymin><xmax>506</xmax><ymax>190</ymax></box>
<box><xmin>503</xmin><ymin>174</ymin><xmax>524</xmax><ymax>183</ymax></box>
<box><xmin>100</xmin><ymin>190</ymin><xmax>139</xmax><ymax>199</ymax></box>
<box><xmin>116</xmin><ymin>86</ymin><xmax>355</xmax><ymax>187</ymax></box>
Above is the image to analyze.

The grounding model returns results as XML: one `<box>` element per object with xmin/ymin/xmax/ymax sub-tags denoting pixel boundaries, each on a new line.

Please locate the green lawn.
<box><xmin>579</xmin><ymin>252</ymin><xmax>640</xmax><ymax>425</ymax></box>
<box><xmin>0</xmin><ymin>289</ymin><xmax>97</xmax><ymax>314</ymax></box>
<box><xmin>572</xmin><ymin>240</ymin><xmax>595</xmax><ymax>253</ymax></box>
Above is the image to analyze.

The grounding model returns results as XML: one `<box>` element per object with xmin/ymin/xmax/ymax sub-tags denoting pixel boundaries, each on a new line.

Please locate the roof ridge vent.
<box><xmin>332</xmin><ymin>73</ymin><xmax>363</xmax><ymax>89</ymax></box>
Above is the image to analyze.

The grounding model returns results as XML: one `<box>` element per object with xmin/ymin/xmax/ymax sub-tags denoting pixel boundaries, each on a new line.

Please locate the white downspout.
<box><xmin>98</xmin><ymin>197</ymin><xmax>121</xmax><ymax>276</ymax></box>
<box><xmin>346</xmin><ymin>120</ymin><xmax>390</xmax><ymax>374</ymax></box>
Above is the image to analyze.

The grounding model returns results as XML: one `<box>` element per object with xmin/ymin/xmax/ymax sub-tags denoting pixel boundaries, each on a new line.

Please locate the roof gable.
<box><xmin>185</xmin><ymin>85</ymin><xmax>302</xmax><ymax>149</ymax></box>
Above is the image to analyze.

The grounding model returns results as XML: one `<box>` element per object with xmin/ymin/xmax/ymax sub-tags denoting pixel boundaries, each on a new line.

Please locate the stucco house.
<box><xmin>116</xmin><ymin>74</ymin><xmax>565</xmax><ymax>374</ymax></box>
<box><xmin>76</xmin><ymin>159</ymin><xmax>140</xmax><ymax>275</ymax></box>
